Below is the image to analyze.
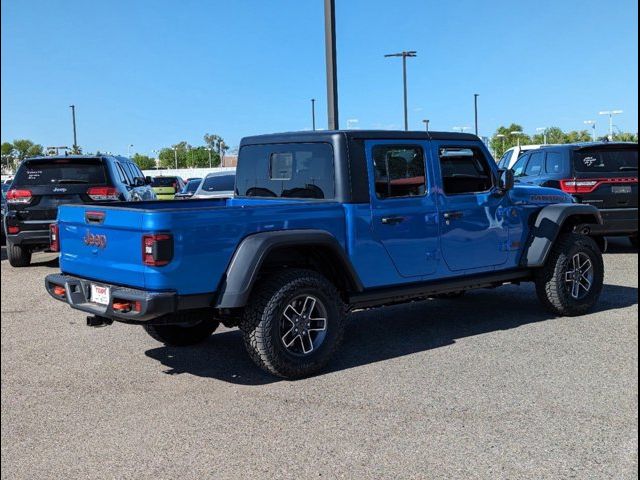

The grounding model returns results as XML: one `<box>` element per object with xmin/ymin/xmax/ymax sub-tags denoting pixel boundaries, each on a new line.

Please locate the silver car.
<box><xmin>192</xmin><ymin>170</ymin><xmax>236</xmax><ymax>199</ymax></box>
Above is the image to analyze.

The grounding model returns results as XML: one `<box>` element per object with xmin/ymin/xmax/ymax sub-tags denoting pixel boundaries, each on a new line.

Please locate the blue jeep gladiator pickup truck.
<box><xmin>46</xmin><ymin>131</ymin><xmax>604</xmax><ymax>378</ymax></box>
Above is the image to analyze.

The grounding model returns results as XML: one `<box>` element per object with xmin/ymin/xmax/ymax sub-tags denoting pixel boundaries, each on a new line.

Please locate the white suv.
<box><xmin>497</xmin><ymin>145</ymin><xmax>543</xmax><ymax>169</ymax></box>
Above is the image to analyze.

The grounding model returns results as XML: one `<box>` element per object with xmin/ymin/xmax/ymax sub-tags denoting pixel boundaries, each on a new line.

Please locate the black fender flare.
<box><xmin>522</xmin><ymin>203</ymin><xmax>602</xmax><ymax>268</ymax></box>
<box><xmin>215</xmin><ymin>229</ymin><xmax>363</xmax><ymax>308</ymax></box>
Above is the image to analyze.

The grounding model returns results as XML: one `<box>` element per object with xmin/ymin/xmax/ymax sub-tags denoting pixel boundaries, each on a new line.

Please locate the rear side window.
<box><xmin>439</xmin><ymin>147</ymin><xmax>493</xmax><ymax>195</ymax></box>
<box><xmin>236</xmin><ymin>143</ymin><xmax>334</xmax><ymax>199</ymax></box>
<box><xmin>13</xmin><ymin>159</ymin><xmax>106</xmax><ymax>186</ymax></box>
<box><xmin>183</xmin><ymin>179</ymin><xmax>201</xmax><ymax>193</ymax></box>
<box><xmin>525</xmin><ymin>151</ymin><xmax>544</xmax><ymax>176</ymax></box>
<box><xmin>152</xmin><ymin>177</ymin><xmax>179</xmax><ymax>187</ymax></box>
<box><xmin>573</xmin><ymin>148</ymin><xmax>638</xmax><ymax>173</ymax></box>
<box><xmin>545</xmin><ymin>152</ymin><xmax>564</xmax><ymax>174</ymax></box>
<box><xmin>201</xmin><ymin>175</ymin><xmax>235</xmax><ymax>192</ymax></box>
<box><xmin>372</xmin><ymin>145</ymin><xmax>426</xmax><ymax>199</ymax></box>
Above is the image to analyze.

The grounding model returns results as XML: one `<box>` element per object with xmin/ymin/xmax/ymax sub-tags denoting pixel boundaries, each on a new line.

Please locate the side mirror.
<box><xmin>499</xmin><ymin>169</ymin><xmax>515</xmax><ymax>192</ymax></box>
<box><xmin>145</xmin><ymin>176</ymin><xmax>152</xmax><ymax>185</ymax></box>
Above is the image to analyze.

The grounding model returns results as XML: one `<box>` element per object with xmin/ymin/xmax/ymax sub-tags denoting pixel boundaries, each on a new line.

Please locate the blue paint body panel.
<box><xmin>55</xmin><ymin>133</ymin><xmax>576</xmax><ymax>300</ymax></box>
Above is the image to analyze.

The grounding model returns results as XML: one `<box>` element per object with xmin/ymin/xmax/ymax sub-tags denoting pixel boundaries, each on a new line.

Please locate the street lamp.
<box><xmin>511</xmin><ymin>130</ymin><xmax>525</xmax><ymax>146</ymax></box>
<box><xmin>69</xmin><ymin>105</ymin><xmax>78</xmax><ymax>151</ymax></box>
<box><xmin>324</xmin><ymin>0</ymin><xmax>339</xmax><ymax>130</ymax></box>
<box><xmin>495</xmin><ymin>133</ymin><xmax>506</xmax><ymax>157</ymax></box>
<box><xmin>173</xmin><ymin>147</ymin><xmax>178</xmax><ymax>169</ymax></box>
<box><xmin>598</xmin><ymin>110</ymin><xmax>623</xmax><ymax>140</ymax></box>
<box><xmin>584</xmin><ymin>120</ymin><xmax>596</xmax><ymax>141</ymax></box>
<box><xmin>453</xmin><ymin>126</ymin><xmax>470</xmax><ymax>133</ymax></box>
<box><xmin>384</xmin><ymin>50</ymin><xmax>417</xmax><ymax>131</ymax></box>
<box><xmin>151</xmin><ymin>149</ymin><xmax>161</xmax><ymax>169</ymax></box>
<box><xmin>311</xmin><ymin>98</ymin><xmax>316</xmax><ymax>131</ymax></box>
<box><xmin>422</xmin><ymin>119</ymin><xmax>430</xmax><ymax>132</ymax></box>
<box><xmin>474</xmin><ymin>94</ymin><xmax>479</xmax><ymax>136</ymax></box>
<box><xmin>205</xmin><ymin>147</ymin><xmax>212</xmax><ymax>168</ymax></box>
<box><xmin>536</xmin><ymin>127</ymin><xmax>548</xmax><ymax>145</ymax></box>
<box><xmin>127</xmin><ymin>144</ymin><xmax>134</xmax><ymax>156</ymax></box>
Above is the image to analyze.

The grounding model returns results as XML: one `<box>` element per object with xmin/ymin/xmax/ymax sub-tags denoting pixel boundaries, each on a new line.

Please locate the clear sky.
<box><xmin>1</xmin><ymin>0</ymin><xmax>638</xmax><ymax>155</ymax></box>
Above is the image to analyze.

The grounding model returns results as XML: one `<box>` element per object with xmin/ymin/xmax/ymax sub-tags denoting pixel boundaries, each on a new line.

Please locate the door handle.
<box><xmin>443</xmin><ymin>211</ymin><xmax>464</xmax><ymax>220</ymax></box>
<box><xmin>381</xmin><ymin>216</ymin><xmax>405</xmax><ymax>225</ymax></box>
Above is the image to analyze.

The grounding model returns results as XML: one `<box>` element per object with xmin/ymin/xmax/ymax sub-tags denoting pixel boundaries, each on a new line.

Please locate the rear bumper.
<box><xmin>45</xmin><ymin>273</ymin><xmax>215</xmax><ymax>323</ymax></box>
<box><xmin>588</xmin><ymin>208</ymin><xmax>638</xmax><ymax>235</ymax></box>
<box><xmin>6</xmin><ymin>228</ymin><xmax>50</xmax><ymax>246</ymax></box>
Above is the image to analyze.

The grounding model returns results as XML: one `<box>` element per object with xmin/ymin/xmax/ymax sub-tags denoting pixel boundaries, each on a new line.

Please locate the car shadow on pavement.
<box><xmin>145</xmin><ymin>282</ymin><xmax>638</xmax><ymax>386</ymax></box>
<box><xmin>604</xmin><ymin>237</ymin><xmax>637</xmax><ymax>255</ymax></box>
<box><xmin>0</xmin><ymin>247</ymin><xmax>59</xmax><ymax>267</ymax></box>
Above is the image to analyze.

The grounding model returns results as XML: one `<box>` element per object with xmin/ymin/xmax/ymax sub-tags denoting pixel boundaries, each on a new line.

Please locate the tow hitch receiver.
<box><xmin>86</xmin><ymin>316</ymin><xmax>113</xmax><ymax>328</ymax></box>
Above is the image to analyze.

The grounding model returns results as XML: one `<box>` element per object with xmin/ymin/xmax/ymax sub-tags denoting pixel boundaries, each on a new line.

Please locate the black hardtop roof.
<box><xmin>240</xmin><ymin>130</ymin><xmax>479</xmax><ymax>146</ymax></box>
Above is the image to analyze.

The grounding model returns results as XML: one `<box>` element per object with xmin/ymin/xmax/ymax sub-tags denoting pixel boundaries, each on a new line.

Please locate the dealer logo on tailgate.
<box><xmin>84</xmin><ymin>231</ymin><xmax>107</xmax><ymax>249</ymax></box>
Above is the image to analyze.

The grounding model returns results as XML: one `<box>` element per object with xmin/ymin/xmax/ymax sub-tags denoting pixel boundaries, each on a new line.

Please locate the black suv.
<box><xmin>4</xmin><ymin>155</ymin><xmax>156</xmax><ymax>267</ymax></box>
<box><xmin>512</xmin><ymin>142</ymin><xmax>638</xmax><ymax>246</ymax></box>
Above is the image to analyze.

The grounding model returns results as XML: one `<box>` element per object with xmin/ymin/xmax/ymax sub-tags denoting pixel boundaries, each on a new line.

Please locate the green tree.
<box><xmin>12</xmin><ymin>139</ymin><xmax>43</xmax><ymax>161</ymax></box>
<box><xmin>613</xmin><ymin>132</ymin><xmax>638</xmax><ymax>142</ymax></box>
<box><xmin>132</xmin><ymin>153</ymin><xmax>156</xmax><ymax>170</ymax></box>
<box><xmin>203</xmin><ymin>133</ymin><xmax>225</xmax><ymax>166</ymax></box>
<box><xmin>158</xmin><ymin>142</ymin><xmax>190</xmax><ymax>169</ymax></box>
<box><xmin>1</xmin><ymin>142</ymin><xmax>15</xmax><ymax>172</ymax></box>
<box><xmin>489</xmin><ymin>124</ymin><xmax>532</xmax><ymax>158</ymax></box>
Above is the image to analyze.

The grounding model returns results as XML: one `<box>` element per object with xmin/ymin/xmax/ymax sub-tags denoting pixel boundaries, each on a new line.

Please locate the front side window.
<box><xmin>372</xmin><ymin>145</ymin><xmax>426</xmax><ymax>199</ymax></box>
<box><xmin>512</xmin><ymin>155</ymin><xmax>529</xmax><ymax>177</ymax></box>
<box><xmin>439</xmin><ymin>147</ymin><xmax>493</xmax><ymax>195</ymax></box>
<box><xmin>236</xmin><ymin>143</ymin><xmax>334</xmax><ymax>199</ymax></box>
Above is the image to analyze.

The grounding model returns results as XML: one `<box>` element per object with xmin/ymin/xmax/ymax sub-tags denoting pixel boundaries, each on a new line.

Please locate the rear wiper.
<box><xmin>54</xmin><ymin>179</ymin><xmax>89</xmax><ymax>184</ymax></box>
<box><xmin>619</xmin><ymin>166</ymin><xmax>638</xmax><ymax>171</ymax></box>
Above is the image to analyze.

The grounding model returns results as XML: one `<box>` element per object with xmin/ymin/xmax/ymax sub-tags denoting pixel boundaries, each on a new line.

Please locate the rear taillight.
<box><xmin>560</xmin><ymin>179</ymin><xmax>600</xmax><ymax>194</ymax></box>
<box><xmin>50</xmin><ymin>223</ymin><xmax>59</xmax><ymax>252</ymax></box>
<box><xmin>560</xmin><ymin>177</ymin><xmax>638</xmax><ymax>194</ymax></box>
<box><xmin>6</xmin><ymin>189</ymin><xmax>32</xmax><ymax>204</ymax></box>
<box><xmin>7</xmin><ymin>226</ymin><xmax>20</xmax><ymax>234</ymax></box>
<box><xmin>142</xmin><ymin>233</ymin><xmax>173</xmax><ymax>266</ymax></box>
<box><xmin>87</xmin><ymin>186</ymin><xmax>119</xmax><ymax>201</ymax></box>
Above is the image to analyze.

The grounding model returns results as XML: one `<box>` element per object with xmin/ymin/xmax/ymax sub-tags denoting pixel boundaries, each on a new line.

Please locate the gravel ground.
<box><xmin>1</xmin><ymin>239</ymin><xmax>637</xmax><ymax>479</ymax></box>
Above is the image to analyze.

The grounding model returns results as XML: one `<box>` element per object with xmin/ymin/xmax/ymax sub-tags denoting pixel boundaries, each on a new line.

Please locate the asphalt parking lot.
<box><xmin>1</xmin><ymin>239</ymin><xmax>637</xmax><ymax>480</ymax></box>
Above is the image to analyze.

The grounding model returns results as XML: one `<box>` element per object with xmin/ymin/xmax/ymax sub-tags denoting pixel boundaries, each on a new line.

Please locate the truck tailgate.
<box><xmin>58</xmin><ymin>205</ymin><xmax>146</xmax><ymax>287</ymax></box>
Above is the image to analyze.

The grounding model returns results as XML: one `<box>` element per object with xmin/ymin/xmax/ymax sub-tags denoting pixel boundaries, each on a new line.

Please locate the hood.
<box><xmin>508</xmin><ymin>185</ymin><xmax>574</xmax><ymax>205</ymax></box>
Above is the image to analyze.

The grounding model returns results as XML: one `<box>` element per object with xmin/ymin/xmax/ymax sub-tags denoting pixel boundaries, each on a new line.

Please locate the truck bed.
<box><xmin>57</xmin><ymin>198</ymin><xmax>347</xmax><ymax>295</ymax></box>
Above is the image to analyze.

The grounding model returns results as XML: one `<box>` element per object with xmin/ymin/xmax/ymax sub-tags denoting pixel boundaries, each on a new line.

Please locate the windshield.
<box><xmin>182</xmin><ymin>179</ymin><xmax>202</xmax><ymax>193</ymax></box>
<box><xmin>152</xmin><ymin>177</ymin><xmax>180</xmax><ymax>187</ymax></box>
<box><xmin>13</xmin><ymin>159</ymin><xmax>106</xmax><ymax>186</ymax></box>
<box><xmin>201</xmin><ymin>174</ymin><xmax>235</xmax><ymax>192</ymax></box>
<box><xmin>573</xmin><ymin>148</ymin><xmax>638</xmax><ymax>173</ymax></box>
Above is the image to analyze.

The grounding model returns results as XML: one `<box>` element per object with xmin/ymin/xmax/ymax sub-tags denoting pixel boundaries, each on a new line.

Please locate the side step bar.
<box><xmin>348</xmin><ymin>270</ymin><xmax>532</xmax><ymax>309</ymax></box>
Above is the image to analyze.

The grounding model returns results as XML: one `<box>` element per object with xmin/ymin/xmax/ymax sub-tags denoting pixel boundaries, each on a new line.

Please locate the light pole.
<box><xmin>422</xmin><ymin>119</ymin><xmax>430</xmax><ymax>132</ymax></box>
<box><xmin>384</xmin><ymin>50</ymin><xmax>417</xmax><ymax>131</ymax></box>
<box><xmin>173</xmin><ymin>147</ymin><xmax>178</xmax><ymax>169</ymax></box>
<box><xmin>324</xmin><ymin>0</ymin><xmax>339</xmax><ymax>130</ymax></box>
<box><xmin>152</xmin><ymin>149</ymin><xmax>161</xmax><ymax>168</ymax></box>
<box><xmin>584</xmin><ymin>120</ymin><xmax>596</xmax><ymax>141</ymax></box>
<box><xmin>495</xmin><ymin>133</ymin><xmax>506</xmax><ymax>157</ymax></box>
<box><xmin>511</xmin><ymin>130</ymin><xmax>525</xmax><ymax>146</ymax></box>
<box><xmin>536</xmin><ymin>127</ymin><xmax>548</xmax><ymax>145</ymax></box>
<box><xmin>127</xmin><ymin>144</ymin><xmax>134</xmax><ymax>156</ymax></box>
<box><xmin>453</xmin><ymin>126</ymin><xmax>470</xmax><ymax>133</ymax></box>
<box><xmin>205</xmin><ymin>147</ymin><xmax>212</xmax><ymax>168</ymax></box>
<box><xmin>69</xmin><ymin>105</ymin><xmax>78</xmax><ymax>151</ymax></box>
<box><xmin>311</xmin><ymin>98</ymin><xmax>316</xmax><ymax>131</ymax></box>
<box><xmin>474</xmin><ymin>94</ymin><xmax>479</xmax><ymax>136</ymax></box>
<box><xmin>599</xmin><ymin>110</ymin><xmax>623</xmax><ymax>140</ymax></box>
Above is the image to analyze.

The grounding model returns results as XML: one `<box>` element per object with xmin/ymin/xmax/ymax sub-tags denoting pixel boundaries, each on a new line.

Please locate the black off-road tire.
<box><xmin>535</xmin><ymin>233</ymin><xmax>604</xmax><ymax>316</ymax></box>
<box><xmin>240</xmin><ymin>269</ymin><xmax>345</xmax><ymax>379</ymax></box>
<box><xmin>7</xmin><ymin>242</ymin><xmax>31</xmax><ymax>267</ymax></box>
<box><xmin>143</xmin><ymin>317</ymin><xmax>219</xmax><ymax>346</ymax></box>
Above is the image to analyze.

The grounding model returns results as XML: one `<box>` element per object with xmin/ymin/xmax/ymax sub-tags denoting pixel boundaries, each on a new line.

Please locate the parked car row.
<box><xmin>2</xmin><ymin>153</ymin><xmax>236</xmax><ymax>266</ymax></box>
<box><xmin>499</xmin><ymin>142</ymin><xmax>637</xmax><ymax>247</ymax></box>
